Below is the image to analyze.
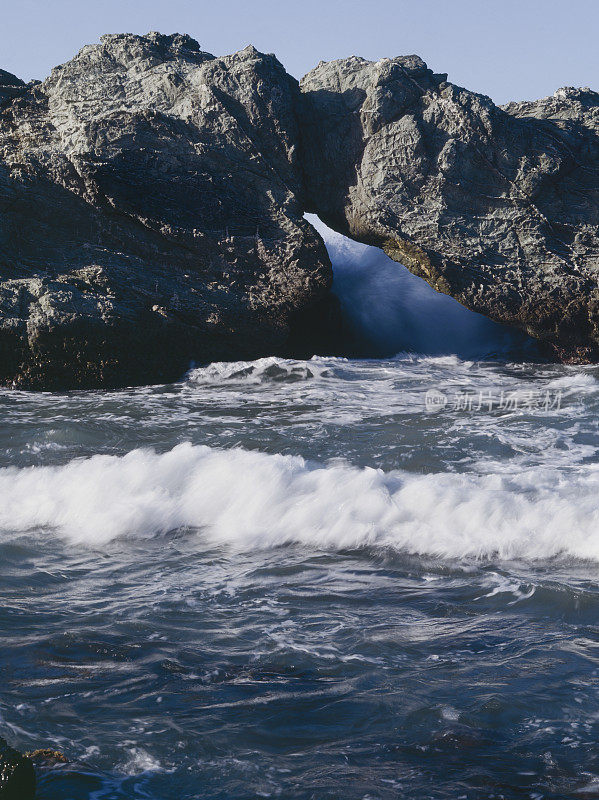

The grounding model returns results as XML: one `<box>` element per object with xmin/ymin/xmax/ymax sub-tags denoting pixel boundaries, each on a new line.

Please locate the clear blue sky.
<box><xmin>3</xmin><ymin>0</ymin><xmax>598</xmax><ymax>104</ymax></box>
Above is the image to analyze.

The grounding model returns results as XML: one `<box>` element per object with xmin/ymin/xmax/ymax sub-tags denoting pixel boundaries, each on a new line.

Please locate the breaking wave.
<box><xmin>187</xmin><ymin>356</ymin><xmax>334</xmax><ymax>384</ymax></box>
<box><xmin>1</xmin><ymin>442</ymin><xmax>598</xmax><ymax>561</ymax></box>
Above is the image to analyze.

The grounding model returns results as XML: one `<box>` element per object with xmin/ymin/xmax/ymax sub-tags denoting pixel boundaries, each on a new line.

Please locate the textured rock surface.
<box><xmin>0</xmin><ymin>33</ymin><xmax>332</xmax><ymax>388</ymax></box>
<box><xmin>0</xmin><ymin>737</ymin><xmax>35</xmax><ymax>799</ymax></box>
<box><xmin>0</xmin><ymin>70</ymin><xmax>27</xmax><ymax>108</ymax></box>
<box><xmin>300</xmin><ymin>57</ymin><xmax>599</xmax><ymax>360</ymax></box>
<box><xmin>2</xmin><ymin>37</ymin><xmax>599</xmax><ymax>388</ymax></box>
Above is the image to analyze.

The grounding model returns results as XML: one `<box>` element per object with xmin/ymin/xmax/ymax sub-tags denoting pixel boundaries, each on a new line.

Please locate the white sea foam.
<box><xmin>187</xmin><ymin>356</ymin><xmax>333</xmax><ymax>384</ymax></box>
<box><xmin>1</xmin><ymin>442</ymin><xmax>599</xmax><ymax>561</ymax></box>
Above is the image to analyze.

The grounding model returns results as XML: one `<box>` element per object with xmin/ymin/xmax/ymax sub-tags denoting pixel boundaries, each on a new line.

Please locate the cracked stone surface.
<box><xmin>300</xmin><ymin>56</ymin><xmax>599</xmax><ymax>361</ymax></box>
<box><xmin>2</xmin><ymin>36</ymin><xmax>599</xmax><ymax>388</ymax></box>
<box><xmin>0</xmin><ymin>33</ymin><xmax>332</xmax><ymax>388</ymax></box>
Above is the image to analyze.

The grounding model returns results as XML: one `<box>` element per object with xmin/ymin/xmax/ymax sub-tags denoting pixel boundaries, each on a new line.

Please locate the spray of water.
<box><xmin>2</xmin><ymin>441</ymin><xmax>598</xmax><ymax>561</ymax></box>
<box><xmin>306</xmin><ymin>214</ymin><xmax>535</xmax><ymax>359</ymax></box>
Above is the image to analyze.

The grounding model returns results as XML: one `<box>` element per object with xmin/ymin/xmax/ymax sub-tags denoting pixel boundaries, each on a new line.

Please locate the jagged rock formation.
<box><xmin>1</xmin><ymin>36</ymin><xmax>599</xmax><ymax>388</ymax></box>
<box><xmin>0</xmin><ymin>71</ymin><xmax>27</xmax><ymax>107</ymax></box>
<box><xmin>300</xmin><ymin>57</ymin><xmax>599</xmax><ymax>361</ymax></box>
<box><xmin>0</xmin><ymin>33</ymin><xmax>332</xmax><ymax>389</ymax></box>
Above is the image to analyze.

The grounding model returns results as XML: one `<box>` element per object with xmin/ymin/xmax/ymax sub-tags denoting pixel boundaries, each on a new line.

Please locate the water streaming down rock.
<box><xmin>307</xmin><ymin>215</ymin><xmax>538</xmax><ymax>360</ymax></box>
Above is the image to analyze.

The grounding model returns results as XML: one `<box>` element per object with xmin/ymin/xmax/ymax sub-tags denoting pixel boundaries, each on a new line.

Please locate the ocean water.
<box><xmin>2</xmin><ymin>228</ymin><xmax>599</xmax><ymax>799</ymax></box>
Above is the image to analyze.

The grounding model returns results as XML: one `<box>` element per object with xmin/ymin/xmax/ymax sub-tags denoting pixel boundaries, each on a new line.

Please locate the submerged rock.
<box><xmin>27</xmin><ymin>748</ymin><xmax>68</xmax><ymax>767</ymax></box>
<box><xmin>0</xmin><ymin>738</ymin><xmax>35</xmax><ymax>799</ymax></box>
<box><xmin>299</xmin><ymin>57</ymin><xmax>599</xmax><ymax>361</ymax></box>
<box><xmin>0</xmin><ymin>33</ymin><xmax>332</xmax><ymax>389</ymax></box>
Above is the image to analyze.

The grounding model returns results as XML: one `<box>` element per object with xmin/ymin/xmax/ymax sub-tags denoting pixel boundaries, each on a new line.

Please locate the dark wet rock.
<box><xmin>300</xmin><ymin>58</ymin><xmax>599</xmax><ymax>361</ymax></box>
<box><xmin>2</xmin><ymin>36</ymin><xmax>599</xmax><ymax>388</ymax></box>
<box><xmin>0</xmin><ymin>33</ymin><xmax>332</xmax><ymax>389</ymax></box>
<box><xmin>0</xmin><ymin>737</ymin><xmax>35</xmax><ymax>799</ymax></box>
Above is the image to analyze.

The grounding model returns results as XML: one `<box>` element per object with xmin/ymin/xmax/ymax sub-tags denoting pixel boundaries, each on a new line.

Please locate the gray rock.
<box><xmin>300</xmin><ymin>57</ymin><xmax>599</xmax><ymax>361</ymax></box>
<box><xmin>0</xmin><ymin>33</ymin><xmax>333</xmax><ymax>388</ymax></box>
<box><xmin>3</xmin><ymin>37</ymin><xmax>599</xmax><ymax>388</ymax></box>
<box><xmin>0</xmin><ymin>738</ymin><xmax>35</xmax><ymax>799</ymax></box>
<box><xmin>0</xmin><ymin>70</ymin><xmax>26</xmax><ymax>107</ymax></box>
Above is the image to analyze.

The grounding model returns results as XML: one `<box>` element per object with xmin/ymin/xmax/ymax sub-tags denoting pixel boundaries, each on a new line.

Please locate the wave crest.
<box><xmin>186</xmin><ymin>357</ymin><xmax>333</xmax><ymax>385</ymax></box>
<box><xmin>1</xmin><ymin>443</ymin><xmax>599</xmax><ymax>561</ymax></box>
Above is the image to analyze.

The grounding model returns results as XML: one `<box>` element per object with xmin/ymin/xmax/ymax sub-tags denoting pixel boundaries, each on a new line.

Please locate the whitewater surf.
<box><xmin>2</xmin><ymin>223</ymin><xmax>598</xmax><ymax>799</ymax></box>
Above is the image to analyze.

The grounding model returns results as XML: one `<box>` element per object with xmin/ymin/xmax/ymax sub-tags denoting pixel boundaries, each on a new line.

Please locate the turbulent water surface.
<box><xmin>2</xmin><ymin>230</ymin><xmax>599</xmax><ymax>800</ymax></box>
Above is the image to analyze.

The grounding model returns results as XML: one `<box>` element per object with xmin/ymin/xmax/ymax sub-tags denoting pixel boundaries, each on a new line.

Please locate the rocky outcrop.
<box><xmin>300</xmin><ymin>57</ymin><xmax>599</xmax><ymax>361</ymax></box>
<box><xmin>0</xmin><ymin>33</ymin><xmax>333</xmax><ymax>389</ymax></box>
<box><xmin>0</xmin><ymin>737</ymin><xmax>35</xmax><ymax>799</ymax></box>
<box><xmin>0</xmin><ymin>71</ymin><xmax>27</xmax><ymax>108</ymax></box>
<box><xmin>2</xmin><ymin>36</ymin><xmax>599</xmax><ymax>388</ymax></box>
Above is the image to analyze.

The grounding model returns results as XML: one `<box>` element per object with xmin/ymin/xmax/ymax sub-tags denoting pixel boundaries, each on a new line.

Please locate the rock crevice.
<box><xmin>299</xmin><ymin>56</ymin><xmax>599</xmax><ymax>360</ymax></box>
